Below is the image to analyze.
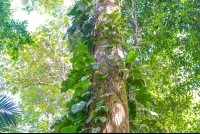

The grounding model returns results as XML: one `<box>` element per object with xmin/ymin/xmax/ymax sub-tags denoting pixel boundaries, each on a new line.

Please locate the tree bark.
<box><xmin>88</xmin><ymin>0</ymin><xmax>129</xmax><ymax>133</ymax></box>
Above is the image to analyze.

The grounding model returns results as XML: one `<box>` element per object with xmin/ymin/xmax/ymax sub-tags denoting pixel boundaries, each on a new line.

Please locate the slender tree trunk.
<box><xmin>88</xmin><ymin>0</ymin><xmax>129</xmax><ymax>133</ymax></box>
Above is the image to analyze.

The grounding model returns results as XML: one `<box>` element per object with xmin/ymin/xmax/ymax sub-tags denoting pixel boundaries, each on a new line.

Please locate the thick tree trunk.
<box><xmin>88</xmin><ymin>0</ymin><xmax>129</xmax><ymax>133</ymax></box>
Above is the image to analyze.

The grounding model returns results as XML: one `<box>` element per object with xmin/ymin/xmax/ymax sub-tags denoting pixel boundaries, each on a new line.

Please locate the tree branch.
<box><xmin>29</xmin><ymin>82</ymin><xmax>60</xmax><ymax>89</ymax></box>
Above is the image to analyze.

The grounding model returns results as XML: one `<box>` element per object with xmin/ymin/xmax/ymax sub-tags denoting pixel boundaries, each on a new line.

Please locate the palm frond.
<box><xmin>0</xmin><ymin>95</ymin><xmax>21</xmax><ymax>128</ymax></box>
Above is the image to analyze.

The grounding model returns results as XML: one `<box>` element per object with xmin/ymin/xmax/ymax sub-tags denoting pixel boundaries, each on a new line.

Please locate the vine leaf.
<box><xmin>135</xmin><ymin>92</ymin><xmax>152</xmax><ymax>107</ymax></box>
<box><xmin>98</xmin><ymin>116</ymin><xmax>107</xmax><ymax>123</ymax></box>
<box><xmin>100</xmin><ymin>92</ymin><xmax>114</xmax><ymax>98</ymax></box>
<box><xmin>110</xmin><ymin>39</ymin><xmax>119</xmax><ymax>45</ymax></box>
<box><xmin>94</xmin><ymin>117</ymin><xmax>99</xmax><ymax>123</ymax></box>
<box><xmin>105</xmin><ymin>22</ymin><xmax>110</xmax><ymax>27</ymax></box>
<box><xmin>85</xmin><ymin>56</ymin><xmax>96</xmax><ymax>64</ymax></box>
<box><xmin>125</xmin><ymin>51</ymin><xmax>139</xmax><ymax>63</ymax></box>
<box><xmin>87</xmin><ymin>97</ymin><xmax>96</xmax><ymax>107</ymax></box>
<box><xmin>113</xmin><ymin>9</ymin><xmax>119</xmax><ymax>15</ymax></box>
<box><xmin>96</xmin><ymin>24</ymin><xmax>104</xmax><ymax>30</ymax></box>
<box><xmin>104</xmin><ymin>30</ymin><xmax>110</xmax><ymax>37</ymax></box>
<box><xmin>94</xmin><ymin>72</ymin><xmax>108</xmax><ymax>80</ymax></box>
<box><xmin>82</xmin><ymin>91</ymin><xmax>92</xmax><ymax>97</ymax></box>
<box><xmin>95</xmin><ymin>101</ymin><xmax>103</xmax><ymax>111</ymax></box>
<box><xmin>101</xmin><ymin>106</ymin><xmax>108</xmax><ymax>113</ymax></box>
<box><xmin>91</xmin><ymin>127</ymin><xmax>101</xmax><ymax>133</ymax></box>
<box><xmin>86</xmin><ymin>118</ymin><xmax>91</xmax><ymax>123</ymax></box>
<box><xmin>91</xmin><ymin>62</ymin><xmax>100</xmax><ymax>70</ymax></box>
<box><xmin>89</xmin><ymin>110</ymin><xmax>98</xmax><ymax>119</ymax></box>
<box><xmin>61</xmin><ymin>126</ymin><xmax>77</xmax><ymax>133</ymax></box>
<box><xmin>97</xmin><ymin>37</ymin><xmax>103</xmax><ymax>41</ymax></box>
<box><xmin>101</xmin><ymin>45</ymin><xmax>113</xmax><ymax>49</ymax></box>
<box><xmin>71</xmin><ymin>101</ymin><xmax>87</xmax><ymax>113</ymax></box>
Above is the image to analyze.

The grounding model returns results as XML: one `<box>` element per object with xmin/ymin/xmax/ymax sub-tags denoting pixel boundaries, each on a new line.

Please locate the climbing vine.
<box><xmin>50</xmin><ymin>0</ymin><xmax>199</xmax><ymax>133</ymax></box>
<box><xmin>51</xmin><ymin>0</ymin><xmax>155</xmax><ymax>133</ymax></box>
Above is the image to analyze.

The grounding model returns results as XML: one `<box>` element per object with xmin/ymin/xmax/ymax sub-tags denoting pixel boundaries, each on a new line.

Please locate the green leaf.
<box><xmin>50</xmin><ymin>115</ymin><xmax>73</xmax><ymax>133</ymax></box>
<box><xmin>68</xmin><ymin>4</ymin><xmax>78</xmax><ymax>15</ymax></box>
<box><xmin>95</xmin><ymin>101</ymin><xmax>103</xmax><ymax>111</ymax></box>
<box><xmin>135</xmin><ymin>92</ymin><xmax>152</xmax><ymax>107</ymax></box>
<box><xmin>82</xmin><ymin>91</ymin><xmax>92</xmax><ymax>97</ymax></box>
<box><xmin>102</xmin><ymin>64</ymin><xmax>107</xmax><ymax>67</ymax></box>
<box><xmin>93</xmin><ymin>41</ymin><xmax>97</xmax><ymax>45</ymax></box>
<box><xmin>87</xmin><ymin>97</ymin><xmax>96</xmax><ymax>107</ymax></box>
<box><xmin>125</xmin><ymin>51</ymin><xmax>139</xmax><ymax>63</ymax></box>
<box><xmin>68</xmin><ymin>110</ymin><xmax>85</xmax><ymax>122</ymax></box>
<box><xmin>101</xmin><ymin>106</ymin><xmax>108</xmax><ymax>113</ymax></box>
<box><xmin>71</xmin><ymin>101</ymin><xmax>87</xmax><ymax>113</ymax></box>
<box><xmin>86</xmin><ymin>118</ymin><xmax>91</xmax><ymax>123</ymax></box>
<box><xmin>98</xmin><ymin>116</ymin><xmax>107</xmax><ymax>123</ymax></box>
<box><xmin>73</xmin><ymin>41</ymin><xmax>88</xmax><ymax>58</ymax></box>
<box><xmin>97</xmin><ymin>37</ymin><xmax>104</xmax><ymax>41</ymax></box>
<box><xmin>104</xmin><ymin>30</ymin><xmax>110</xmax><ymax>37</ymax></box>
<box><xmin>100</xmin><ymin>92</ymin><xmax>114</xmax><ymax>98</ymax></box>
<box><xmin>86</xmin><ymin>99</ymin><xmax>93</xmax><ymax>108</ymax></box>
<box><xmin>91</xmin><ymin>127</ymin><xmax>101</xmax><ymax>133</ymax></box>
<box><xmin>94</xmin><ymin>117</ymin><xmax>99</xmax><ymax>123</ymax></box>
<box><xmin>74</xmin><ymin>62</ymin><xmax>85</xmax><ymax>70</ymax></box>
<box><xmin>96</xmin><ymin>82</ymin><xmax>104</xmax><ymax>88</ymax></box>
<box><xmin>101</xmin><ymin>45</ymin><xmax>113</xmax><ymax>49</ymax></box>
<box><xmin>96</xmin><ymin>24</ymin><xmax>104</xmax><ymax>30</ymax></box>
<box><xmin>113</xmin><ymin>9</ymin><xmax>119</xmax><ymax>15</ymax></box>
<box><xmin>89</xmin><ymin>110</ymin><xmax>98</xmax><ymax>119</ymax></box>
<box><xmin>91</xmin><ymin>62</ymin><xmax>100</xmax><ymax>70</ymax></box>
<box><xmin>85</xmin><ymin>56</ymin><xmax>96</xmax><ymax>64</ymax></box>
<box><xmin>105</xmin><ymin>22</ymin><xmax>110</xmax><ymax>27</ymax></box>
<box><xmin>61</xmin><ymin>126</ymin><xmax>77</xmax><ymax>133</ymax></box>
<box><xmin>110</xmin><ymin>39</ymin><xmax>119</xmax><ymax>45</ymax></box>
<box><xmin>94</xmin><ymin>72</ymin><xmax>108</xmax><ymax>80</ymax></box>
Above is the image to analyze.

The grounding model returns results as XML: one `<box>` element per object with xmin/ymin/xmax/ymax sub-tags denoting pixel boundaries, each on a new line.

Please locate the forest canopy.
<box><xmin>0</xmin><ymin>0</ymin><xmax>199</xmax><ymax>133</ymax></box>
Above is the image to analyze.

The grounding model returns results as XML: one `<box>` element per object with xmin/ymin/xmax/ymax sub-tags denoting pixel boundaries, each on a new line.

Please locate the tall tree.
<box><xmin>88</xmin><ymin>0</ymin><xmax>129</xmax><ymax>132</ymax></box>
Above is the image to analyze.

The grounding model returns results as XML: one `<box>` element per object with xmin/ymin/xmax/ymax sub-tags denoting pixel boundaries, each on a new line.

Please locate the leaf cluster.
<box><xmin>0</xmin><ymin>0</ymin><xmax>33</xmax><ymax>60</ymax></box>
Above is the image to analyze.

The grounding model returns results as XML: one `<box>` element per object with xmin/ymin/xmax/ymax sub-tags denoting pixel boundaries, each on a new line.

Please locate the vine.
<box><xmin>51</xmin><ymin>0</ymin><xmax>158</xmax><ymax>133</ymax></box>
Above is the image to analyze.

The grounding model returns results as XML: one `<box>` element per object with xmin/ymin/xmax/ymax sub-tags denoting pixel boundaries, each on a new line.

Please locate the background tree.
<box><xmin>120</xmin><ymin>0</ymin><xmax>200</xmax><ymax>132</ymax></box>
<box><xmin>0</xmin><ymin>16</ymin><xmax>72</xmax><ymax>132</ymax></box>
<box><xmin>0</xmin><ymin>0</ymin><xmax>33</xmax><ymax>60</ymax></box>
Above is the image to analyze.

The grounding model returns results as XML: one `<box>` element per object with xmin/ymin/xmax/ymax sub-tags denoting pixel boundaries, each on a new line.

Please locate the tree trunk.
<box><xmin>88</xmin><ymin>0</ymin><xmax>129</xmax><ymax>133</ymax></box>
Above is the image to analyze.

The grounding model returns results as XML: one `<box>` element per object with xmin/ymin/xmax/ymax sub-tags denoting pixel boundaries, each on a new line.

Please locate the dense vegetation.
<box><xmin>0</xmin><ymin>0</ymin><xmax>199</xmax><ymax>133</ymax></box>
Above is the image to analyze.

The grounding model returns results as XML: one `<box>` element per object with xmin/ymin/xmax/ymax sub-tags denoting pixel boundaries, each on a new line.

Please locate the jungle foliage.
<box><xmin>51</xmin><ymin>0</ymin><xmax>200</xmax><ymax>133</ymax></box>
<box><xmin>0</xmin><ymin>0</ymin><xmax>199</xmax><ymax>133</ymax></box>
<box><xmin>0</xmin><ymin>0</ymin><xmax>33</xmax><ymax>60</ymax></box>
